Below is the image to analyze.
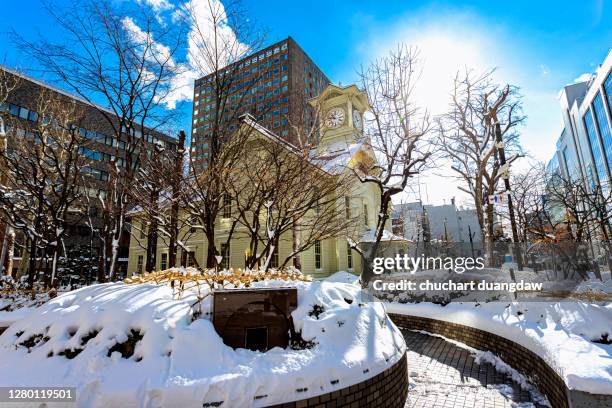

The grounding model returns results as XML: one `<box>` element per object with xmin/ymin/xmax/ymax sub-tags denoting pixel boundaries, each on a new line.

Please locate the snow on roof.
<box><xmin>310</xmin><ymin>140</ymin><xmax>367</xmax><ymax>175</ymax></box>
<box><xmin>361</xmin><ymin>228</ymin><xmax>408</xmax><ymax>242</ymax></box>
<box><xmin>241</xmin><ymin>114</ymin><xmax>355</xmax><ymax>177</ymax></box>
<box><xmin>241</xmin><ymin>114</ymin><xmax>304</xmax><ymax>156</ymax></box>
<box><xmin>0</xmin><ymin>274</ymin><xmax>405</xmax><ymax>407</ymax></box>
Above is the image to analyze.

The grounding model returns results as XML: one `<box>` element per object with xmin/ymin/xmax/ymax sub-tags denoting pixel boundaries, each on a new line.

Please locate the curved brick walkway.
<box><xmin>402</xmin><ymin>330</ymin><xmax>547</xmax><ymax>408</ymax></box>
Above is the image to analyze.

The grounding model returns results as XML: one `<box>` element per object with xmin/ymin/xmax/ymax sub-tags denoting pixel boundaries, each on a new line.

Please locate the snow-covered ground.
<box><xmin>386</xmin><ymin>299</ymin><xmax>612</xmax><ymax>395</ymax></box>
<box><xmin>0</xmin><ymin>271</ymin><xmax>405</xmax><ymax>408</ymax></box>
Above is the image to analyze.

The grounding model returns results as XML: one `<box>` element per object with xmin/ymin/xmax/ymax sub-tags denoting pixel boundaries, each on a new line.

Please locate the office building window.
<box><xmin>18</xmin><ymin>107</ymin><xmax>29</xmax><ymax>120</ymax></box>
<box><xmin>562</xmin><ymin>147</ymin><xmax>570</xmax><ymax>176</ymax></box>
<box><xmin>347</xmin><ymin>242</ymin><xmax>353</xmax><ymax>269</ymax></box>
<box><xmin>363</xmin><ymin>203</ymin><xmax>369</xmax><ymax>226</ymax></box>
<box><xmin>593</xmin><ymin>92</ymin><xmax>612</xmax><ymax>173</ymax></box>
<box><xmin>605</xmin><ymin>71</ymin><xmax>612</xmax><ymax>116</ymax></box>
<box><xmin>136</xmin><ymin>255</ymin><xmax>143</xmax><ymax>274</ymax></box>
<box><xmin>160</xmin><ymin>253</ymin><xmax>168</xmax><ymax>270</ymax></box>
<box><xmin>584</xmin><ymin>108</ymin><xmax>607</xmax><ymax>184</ymax></box>
<box><xmin>221</xmin><ymin>243</ymin><xmax>230</xmax><ymax>270</ymax></box>
<box><xmin>314</xmin><ymin>240</ymin><xmax>321</xmax><ymax>270</ymax></box>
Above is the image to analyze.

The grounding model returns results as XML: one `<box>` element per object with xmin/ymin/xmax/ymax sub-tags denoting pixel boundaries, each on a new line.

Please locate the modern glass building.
<box><xmin>550</xmin><ymin>49</ymin><xmax>612</xmax><ymax>192</ymax></box>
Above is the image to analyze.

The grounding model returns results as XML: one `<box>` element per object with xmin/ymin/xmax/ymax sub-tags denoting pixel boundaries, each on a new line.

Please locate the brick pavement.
<box><xmin>403</xmin><ymin>330</ymin><xmax>547</xmax><ymax>408</ymax></box>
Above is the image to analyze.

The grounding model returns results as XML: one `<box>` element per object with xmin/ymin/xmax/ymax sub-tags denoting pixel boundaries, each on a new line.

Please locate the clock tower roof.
<box><xmin>309</xmin><ymin>84</ymin><xmax>369</xmax><ymax>110</ymax></box>
<box><xmin>311</xmin><ymin>83</ymin><xmax>370</xmax><ymax>151</ymax></box>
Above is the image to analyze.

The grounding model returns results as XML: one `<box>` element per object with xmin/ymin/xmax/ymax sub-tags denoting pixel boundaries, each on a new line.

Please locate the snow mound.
<box><xmin>387</xmin><ymin>301</ymin><xmax>612</xmax><ymax>395</ymax></box>
<box><xmin>0</xmin><ymin>276</ymin><xmax>405</xmax><ymax>407</ymax></box>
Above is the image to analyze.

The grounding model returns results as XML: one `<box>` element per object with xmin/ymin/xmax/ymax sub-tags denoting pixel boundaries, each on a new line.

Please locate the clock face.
<box><xmin>325</xmin><ymin>108</ymin><xmax>345</xmax><ymax>128</ymax></box>
<box><xmin>352</xmin><ymin>109</ymin><xmax>363</xmax><ymax>130</ymax></box>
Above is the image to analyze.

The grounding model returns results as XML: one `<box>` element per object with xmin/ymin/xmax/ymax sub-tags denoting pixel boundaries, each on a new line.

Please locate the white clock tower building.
<box><xmin>309</xmin><ymin>84</ymin><xmax>370</xmax><ymax>152</ymax></box>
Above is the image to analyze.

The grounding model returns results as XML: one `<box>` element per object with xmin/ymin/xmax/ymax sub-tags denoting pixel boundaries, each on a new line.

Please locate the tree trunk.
<box><xmin>108</xmin><ymin>202</ymin><xmax>124</xmax><ymax>280</ymax></box>
<box><xmin>205</xmin><ymin>222</ymin><xmax>218</xmax><ymax>268</ymax></box>
<box><xmin>292</xmin><ymin>218</ymin><xmax>301</xmax><ymax>270</ymax></box>
<box><xmin>169</xmin><ymin>131</ymin><xmax>186</xmax><ymax>269</ymax></box>
<box><xmin>27</xmin><ymin>234</ymin><xmax>38</xmax><ymax>289</ymax></box>
<box><xmin>145</xmin><ymin>217</ymin><xmax>158</xmax><ymax>272</ymax></box>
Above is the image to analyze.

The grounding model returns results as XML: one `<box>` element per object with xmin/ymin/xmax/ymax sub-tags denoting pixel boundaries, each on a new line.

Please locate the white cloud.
<box><xmin>178</xmin><ymin>0</ymin><xmax>249</xmax><ymax>76</ymax></box>
<box><xmin>121</xmin><ymin>0</ymin><xmax>248</xmax><ymax>110</ymax></box>
<box><xmin>121</xmin><ymin>16</ymin><xmax>193</xmax><ymax>109</ymax></box>
<box><xmin>540</xmin><ymin>64</ymin><xmax>550</xmax><ymax>77</ymax></box>
<box><xmin>574</xmin><ymin>72</ymin><xmax>593</xmax><ymax>83</ymax></box>
<box><xmin>135</xmin><ymin>0</ymin><xmax>174</xmax><ymax>13</ymax></box>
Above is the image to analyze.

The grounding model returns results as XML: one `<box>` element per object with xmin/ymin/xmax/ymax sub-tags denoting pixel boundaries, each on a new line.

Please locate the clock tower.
<box><xmin>309</xmin><ymin>84</ymin><xmax>369</xmax><ymax>151</ymax></box>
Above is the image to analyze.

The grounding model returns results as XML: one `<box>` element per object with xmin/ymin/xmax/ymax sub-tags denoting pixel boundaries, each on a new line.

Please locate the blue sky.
<box><xmin>1</xmin><ymin>0</ymin><xmax>611</xmax><ymax>204</ymax></box>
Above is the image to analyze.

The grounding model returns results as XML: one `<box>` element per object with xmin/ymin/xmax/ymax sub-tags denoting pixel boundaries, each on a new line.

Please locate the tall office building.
<box><xmin>190</xmin><ymin>37</ymin><xmax>330</xmax><ymax>168</ymax></box>
<box><xmin>550</xmin><ymin>49</ymin><xmax>612</xmax><ymax>191</ymax></box>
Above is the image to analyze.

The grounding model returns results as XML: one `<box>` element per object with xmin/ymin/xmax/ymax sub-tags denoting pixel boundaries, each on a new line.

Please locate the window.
<box><xmin>584</xmin><ymin>108</ymin><xmax>606</xmax><ymax>184</ymax></box>
<box><xmin>344</xmin><ymin>196</ymin><xmax>351</xmax><ymax>219</ymax></box>
<box><xmin>605</xmin><ymin>70</ymin><xmax>612</xmax><ymax>117</ymax></box>
<box><xmin>18</xmin><ymin>107</ymin><xmax>29</xmax><ymax>120</ymax></box>
<box><xmin>160</xmin><ymin>253</ymin><xmax>168</xmax><ymax>270</ymax></box>
<box><xmin>187</xmin><ymin>251</ymin><xmax>195</xmax><ymax>267</ymax></box>
<box><xmin>223</xmin><ymin>194</ymin><xmax>232</xmax><ymax>218</ymax></box>
<box><xmin>363</xmin><ymin>203</ymin><xmax>369</xmax><ymax>226</ymax></box>
<box><xmin>270</xmin><ymin>245</ymin><xmax>279</xmax><ymax>269</ymax></box>
<box><xmin>593</xmin><ymin>92</ymin><xmax>612</xmax><ymax>173</ymax></box>
<box><xmin>347</xmin><ymin>242</ymin><xmax>353</xmax><ymax>270</ymax></box>
<box><xmin>221</xmin><ymin>243</ymin><xmax>230</xmax><ymax>270</ymax></box>
<box><xmin>9</xmin><ymin>104</ymin><xmax>19</xmax><ymax>116</ymax></box>
<box><xmin>136</xmin><ymin>255</ymin><xmax>143</xmax><ymax>274</ymax></box>
<box><xmin>140</xmin><ymin>223</ymin><xmax>146</xmax><ymax>239</ymax></box>
<box><xmin>314</xmin><ymin>241</ymin><xmax>321</xmax><ymax>270</ymax></box>
<box><xmin>281</xmin><ymin>43</ymin><xmax>287</xmax><ymax>50</ymax></box>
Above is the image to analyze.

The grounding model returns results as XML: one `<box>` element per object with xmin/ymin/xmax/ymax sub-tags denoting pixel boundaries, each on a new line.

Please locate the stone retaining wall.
<box><xmin>266</xmin><ymin>352</ymin><xmax>408</xmax><ymax>408</ymax></box>
<box><xmin>389</xmin><ymin>313</ymin><xmax>612</xmax><ymax>408</ymax></box>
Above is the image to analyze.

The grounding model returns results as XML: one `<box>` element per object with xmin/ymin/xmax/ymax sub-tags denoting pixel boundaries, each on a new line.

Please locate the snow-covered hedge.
<box><xmin>0</xmin><ymin>272</ymin><xmax>405</xmax><ymax>407</ymax></box>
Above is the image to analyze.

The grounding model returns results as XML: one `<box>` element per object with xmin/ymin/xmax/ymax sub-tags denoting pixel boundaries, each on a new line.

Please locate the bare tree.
<box><xmin>224</xmin><ymin>116</ymin><xmax>356</xmax><ymax>270</ymax></box>
<box><xmin>128</xmin><ymin>131</ymin><xmax>187</xmax><ymax>272</ymax></box>
<box><xmin>177</xmin><ymin>0</ymin><xmax>266</xmax><ymax>268</ymax></box>
<box><xmin>0</xmin><ymin>69</ymin><xmax>20</xmax><ymax>276</ymax></box>
<box><xmin>509</xmin><ymin>163</ymin><xmax>550</xmax><ymax>242</ymax></box>
<box><xmin>437</xmin><ymin>69</ymin><xmax>525</xmax><ymax>258</ymax></box>
<box><xmin>351</xmin><ymin>45</ymin><xmax>433</xmax><ymax>284</ymax></box>
<box><xmin>15</xmin><ymin>0</ymin><xmax>184</xmax><ymax>280</ymax></box>
<box><xmin>0</xmin><ymin>90</ymin><xmax>90</xmax><ymax>287</ymax></box>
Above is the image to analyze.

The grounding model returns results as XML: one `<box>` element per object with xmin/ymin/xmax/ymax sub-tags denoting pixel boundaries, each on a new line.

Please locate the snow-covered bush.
<box><xmin>0</xmin><ymin>272</ymin><xmax>406</xmax><ymax>407</ymax></box>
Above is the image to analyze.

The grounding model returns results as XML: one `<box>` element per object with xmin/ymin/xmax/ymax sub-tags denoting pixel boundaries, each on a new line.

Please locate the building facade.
<box><xmin>392</xmin><ymin>201</ymin><xmax>483</xmax><ymax>244</ymax></box>
<box><xmin>0</xmin><ymin>67</ymin><xmax>177</xmax><ymax>278</ymax></box>
<box><xmin>549</xmin><ymin>49</ymin><xmax>612</xmax><ymax>191</ymax></box>
<box><xmin>128</xmin><ymin>84</ymin><xmax>399</xmax><ymax>278</ymax></box>
<box><xmin>190</xmin><ymin>37</ymin><xmax>330</xmax><ymax>168</ymax></box>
